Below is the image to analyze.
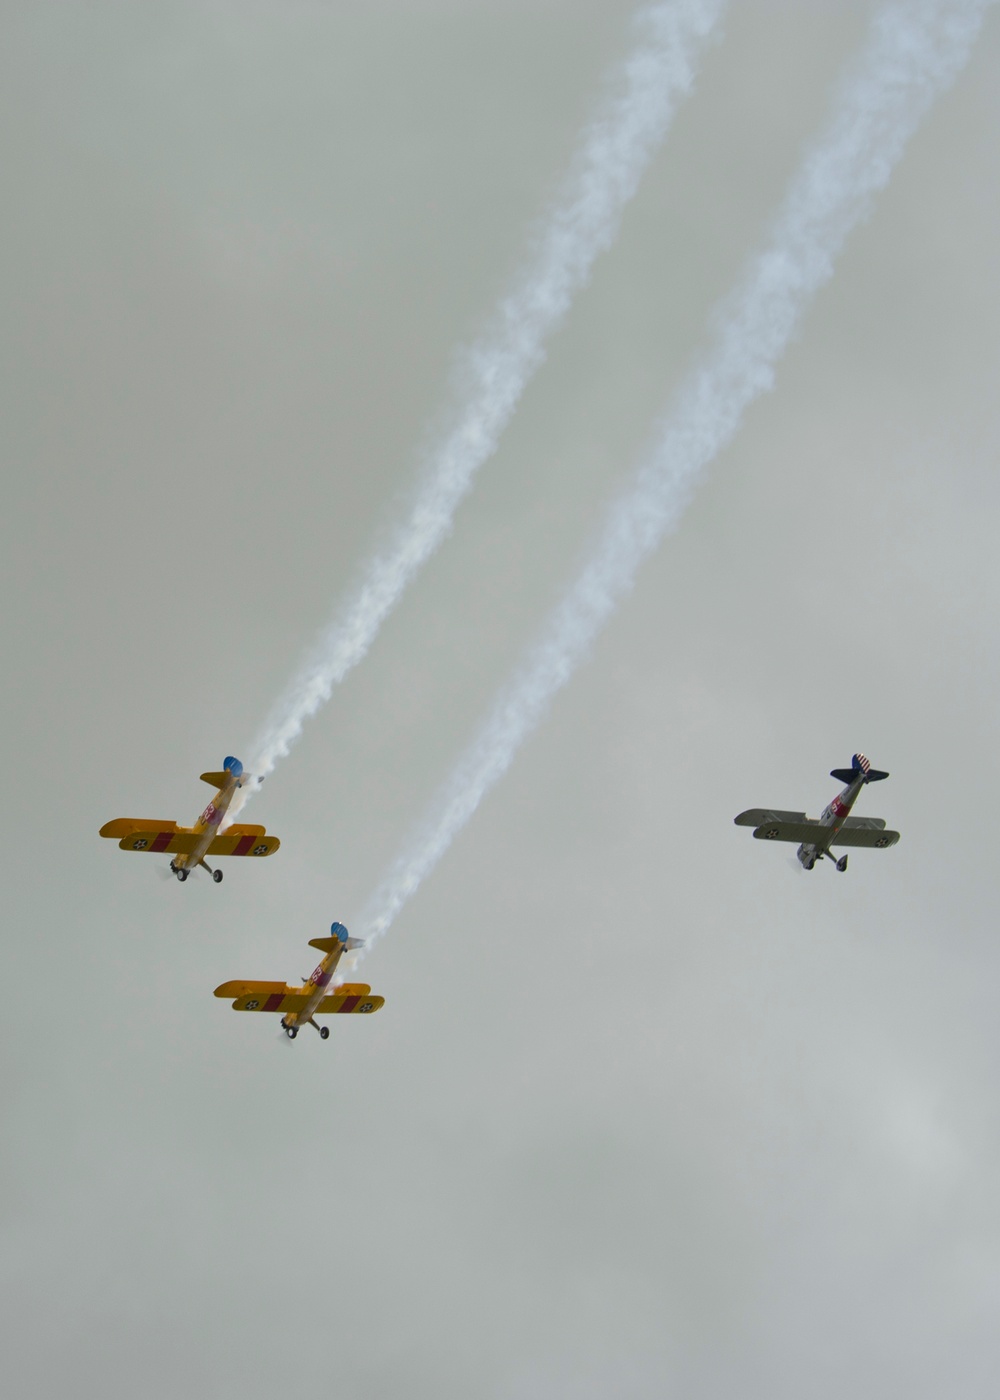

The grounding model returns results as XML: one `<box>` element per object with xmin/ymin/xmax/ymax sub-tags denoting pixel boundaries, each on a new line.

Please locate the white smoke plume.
<box><xmin>242</xmin><ymin>1</ymin><xmax>728</xmax><ymax>798</ymax></box>
<box><xmin>357</xmin><ymin>0</ymin><xmax>994</xmax><ymax>949</ymax></box>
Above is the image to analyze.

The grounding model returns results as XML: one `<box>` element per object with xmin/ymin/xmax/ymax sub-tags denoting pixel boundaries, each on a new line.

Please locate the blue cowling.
<box><xmin>330</xmin><ymin>921</ymin><xmax>349</xmax><ymax>943</ymax></box>
<box><xmin>223</xmin><ymin>756</ymin><xmax>244</xmax><ymax>777</ymax></box>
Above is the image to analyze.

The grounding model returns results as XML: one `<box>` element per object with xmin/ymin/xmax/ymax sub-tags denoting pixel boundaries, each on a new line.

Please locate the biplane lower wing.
<box><xmin>752</xmin><ymin>821</ymin><xmax>898</xmax><ymax>849</ymax></box>
<box><xmin>101</xmin><ymin>821</ymin><xmax>278</xmax><ymax>857</ymax></box>
<box><xmin>826</xmin><ymin>825</ymin><xmax>899</xmax><ymax>849</ymax></box>
<box><xmin>118</xmin><ymin>828</ymin><xmax>200</xmax><ymax>855</ymax></box>
<box><xmin>206</xmin><ymin>827</ymin><xmax>280</xmax><ymax>858</ymax></box>
<box><xmin>215</xmin><ymin>979</ymin><xmax>383</xmax><ymax>1015</ymax></box>
<box><xmin>313</xmin><ymin>993</ymin><xmax>384</xmax><ymax>1015</ymax></box>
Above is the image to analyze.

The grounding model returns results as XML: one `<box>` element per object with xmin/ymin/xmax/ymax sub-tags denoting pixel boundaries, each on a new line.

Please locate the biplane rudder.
<box><xmin>200</xmin><ymin>756</ymin><xmax>250</xmax><ymax>789</ymax></box>
<box><xmin>332</xmin><ymin>920</ymin><xmax>365</xmax><ymax>951</ymax></box>
<box><xmin>309</xmin><ymin>922</ymin><xmax>365</xmax><ymax>955</ymax></box>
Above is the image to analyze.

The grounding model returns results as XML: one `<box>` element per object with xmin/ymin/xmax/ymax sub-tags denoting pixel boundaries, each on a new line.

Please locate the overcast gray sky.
<box><xmin>3</xmin><ymin>4</ymin><xmax>1000</xmax><ymax>1397</ymax></box>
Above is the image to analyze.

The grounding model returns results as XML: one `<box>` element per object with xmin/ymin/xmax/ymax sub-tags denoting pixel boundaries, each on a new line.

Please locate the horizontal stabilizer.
<box><xmin>308</xmin><ymin>935</ymin><xmax>364</xmax><ymax>953</ymax></box>
<box><xmin>200</xmin><ymin>771</ymin><xmax>232</xmax><ymax>788</ymax></box>
<box><xmin>831</xmin><ymin>767</ymin><xmax>889</xmax><ymax>784</ymax></box>
<box><xmin>831</xmin><ymin>754</ymin><xmax>889</xmax><ymax>784</ymax></box>
<box><xmin>734</xmin><ymin>808</ymin><xmax>806</xmax><ymax>828</ymax></box>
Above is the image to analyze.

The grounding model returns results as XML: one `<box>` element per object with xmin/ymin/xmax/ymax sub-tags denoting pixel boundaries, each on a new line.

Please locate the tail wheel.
<box><xmin>319</xmin><ymin>1026</ymin><xmax>330</xmax><ymax>1040</ymax></box>
<box><xmin>212</xmin><ymin>869</ymin><xmax>223</xmax><ymax>883</ymax></box>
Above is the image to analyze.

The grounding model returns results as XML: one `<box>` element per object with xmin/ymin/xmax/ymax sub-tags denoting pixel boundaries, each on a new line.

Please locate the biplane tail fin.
<box><xmin>831</xmin><ymin>753</ymin><xmax>888</xmax><ymax>786</ymax></box>
<box><xmin>200</xmin><ymin>756</ymin><xmax>251</xmax><ymax>789</ymax></box>
<box><xmin>308</xmin><ymin>922</ymin><xmax>364</xmax><ymax>955</ymax></box>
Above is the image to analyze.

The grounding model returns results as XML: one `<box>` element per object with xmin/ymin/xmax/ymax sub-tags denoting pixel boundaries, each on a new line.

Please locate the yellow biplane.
<box><xmin>215</xmin><ymin>921</ymin><xmax>384</xmax><ymax>1040</ymax></box>
<box><xmin>100</xmin><ymin>756</ymin><xmax>279</xmax><ymax>883</ymax></box>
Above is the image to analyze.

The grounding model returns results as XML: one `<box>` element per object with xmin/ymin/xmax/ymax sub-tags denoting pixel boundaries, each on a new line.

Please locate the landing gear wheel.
<box><xmin>285</xmin><ymin>1025</ymin><xmax>298</xmax><ymax>1040</ymax></box>
<box><xmin>176</xmin><ymin>868</ymin><xmax>188</xmax><ymax>882</ymax></box>
<box><xmin>836</xmin><ymin>855</ymin><xmax>848</xmax><ymax>873</ymax></box>
<box><xmin>803</xmin><ymin>858</ymin><xmax>815</xmax><ymax>871</ymax></box>
<box><xmin>319</xmin><ymin>1026</ymin><xmax>330</xmax><ymax>1040</ymax></box>
<box><xmin>212</xmin><ymin>869</ymin><xmax>223</xmax><ymax>883</ymax></box>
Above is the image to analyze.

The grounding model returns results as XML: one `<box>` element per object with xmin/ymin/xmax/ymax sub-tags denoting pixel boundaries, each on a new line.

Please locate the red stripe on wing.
<box><xmin>233</xmin><ymin>834</ymin><xmax>255</xmax><ymax>856</ymax></box>
<box><xmin>263</xmin><ymin>993</ymin><xmax>284</xmax><ymax>1012</ymax></box>
<box><xmin>151</xmin><ymin>831</ymin><xmax>174</xmax><ymax>853</ymax></box>
<box><xmin>337</xmin><ymin>996</ymin><xmax>360</xmax><ymax>1014</ymax></box>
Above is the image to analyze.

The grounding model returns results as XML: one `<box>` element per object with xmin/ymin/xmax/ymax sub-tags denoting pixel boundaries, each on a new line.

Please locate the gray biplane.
<box><xmin>735</xmin><ymin>752</ymin><xmax>899</xmax><ymax>871</ymax></box>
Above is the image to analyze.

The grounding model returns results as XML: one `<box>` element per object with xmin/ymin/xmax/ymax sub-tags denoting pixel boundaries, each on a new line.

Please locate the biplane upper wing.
<box><xmin>734</xmin><ymin>809</ymin><xmax>807</xmax><ymax>828</ymax></box>
<box><xmin>101</xmin><ymin>818</ymin><xmax>178</xmax><ymax>840</ymax></box>
<box><xmin>215</xmin><ymin>980</ymin><xmax>287</xmax><ymax>1005</ymax></box>
<box><xmin>751</xmin><ymin>820</ymin><xmax>824</xmax><ymax>843</ymax></box>
<box><xmin>206</xmin><ymin>826</ymin><xmax>280</xmax><ymax>858</ymax></box>
<box><xmin>102</xmin><ymin>822</ymin><xmax>204</xmax><ymax>855</ymax></box>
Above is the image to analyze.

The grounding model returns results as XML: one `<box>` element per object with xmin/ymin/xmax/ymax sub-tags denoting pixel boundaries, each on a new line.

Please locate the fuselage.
<box><xmin>797</xmin><ymin>774</ymin><xmax>865</xmax><ymax>868</ymax></box>
<box><xmin>281</xmin><ymin>941</ymin><xmax>347</xmax><ymax>1032</ymax></box>
<box><xmin>171</xmin><ymin>771</ymin><xmax>241</xmax><ymax>873</ymax></box>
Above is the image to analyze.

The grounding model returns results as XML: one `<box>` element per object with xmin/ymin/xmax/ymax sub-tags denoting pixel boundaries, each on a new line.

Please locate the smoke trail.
<box><xmin>242</xmin><ymin>1</ymin><xmax>727</xmax><ymax>794</ymax></box>
<box><xmin>357</xmin><ymin>0</ymin><xmax>993</xmax><ymax>948</ymax></box>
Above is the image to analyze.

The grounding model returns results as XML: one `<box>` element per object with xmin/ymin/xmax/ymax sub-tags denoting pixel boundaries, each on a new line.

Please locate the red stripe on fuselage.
<box><xmin>263</xmin><ymin>993</ymin><xmax>284</xmax><ymax>1012</ymax></box>
<box><xmin>151</xmin><ymin>831</ymin><xmax>174</xmax><ymax>853</ymax></box>
<box><xmin>233</xmin><ymin>834</ymin><xmax>254</xmax><ymax>856</ymax></box>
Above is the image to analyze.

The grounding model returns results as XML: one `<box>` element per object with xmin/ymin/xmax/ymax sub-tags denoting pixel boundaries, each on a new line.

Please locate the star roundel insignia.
<box><xmin>252</xmin><ymin>844</ymin><xmax>268</xmax><ymax>856</ymax></box>
<box><xmin>245</xmin><ymin>999</ymin><xmax>260</xmax><ymax>1010</ymax></box>
<box><xmin>133</xmin><ymin>838</ymin><xmax>148</xmax><ymax>850</ymax></box>
<box><xmin>765</xmin><ymin>828</ymin><xmax>780</xmax><ymax>839</ymax></box>
<box><xmin>875</xmin><ymin>836</ymin><xmax>889</xmax><ymax>848</ymax></box>
<box><xmin>360</xmin><ymin>1002</ymin><xmax>374</xmax><ymax>1013</ymax></box>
